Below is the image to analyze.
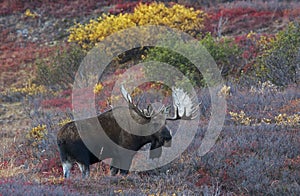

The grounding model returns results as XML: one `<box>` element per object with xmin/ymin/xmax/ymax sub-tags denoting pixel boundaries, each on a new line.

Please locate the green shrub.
<box><xmin>255</xmin><ymin>22</ymin><xmax>300</xmax><ymax>86</ymax></box>
<box><xmin>144</xmin><ymin>46</ymin><xmax>204</xmax><ymax>87</ymax></box>
<box><xmin>200</xmin><ymin>33</ymin><xmax>242</xmax><ymax>77</ymax></box>
<box><xmin>35</xmin><ymin>45</ymin><xmax>86</xmax><ymax>88</ymax></box>
<box><xmin>144</xmin><ymin>33</ymin><xmax>242</xmax><ymax>86</ymax></box>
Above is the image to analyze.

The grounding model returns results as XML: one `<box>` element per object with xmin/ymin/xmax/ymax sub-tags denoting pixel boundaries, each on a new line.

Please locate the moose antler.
<box><xmin>166</xmin><ymin>87</ymin><xmax>199</xmax><ymax>120</ymax></box>
<box><xmin>121</xmin><ymin>85</ymin><xmax>199</xmax><ymax>120</ymax></box>
<box><xmin>121</xmin><ymin>85</ymin><xmax>133</xmax><ymax>103</ymax></box>
<box><xmin>121</xmin><ymin>85</ymin><xmax>165</xmax><ymax>118</ymax></box>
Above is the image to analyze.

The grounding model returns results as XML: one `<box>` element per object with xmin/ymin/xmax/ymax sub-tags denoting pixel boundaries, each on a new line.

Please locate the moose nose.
<box><xmin>162</xmin><ymin>128</ymin><xmax>172</xmax><ymax>141</ymax></box>
<box><xmin>165</xmin><ymin>133</ymin><xmax>172</xmax><ymax>141</ymax></box>
<box><xmin>165</xmin><ymin>135</ymin><xmax>172</xmax><ymax>141</ymax></box>
<box><xmin>163</xmin><ymin>130</ymin><xmax>172</xmax><ymax>148</ymax></box>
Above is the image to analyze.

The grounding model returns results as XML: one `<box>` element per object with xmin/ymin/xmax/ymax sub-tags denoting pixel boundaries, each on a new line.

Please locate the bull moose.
<box><xmin>57</xmin><ymin>85</ymin><xmax>198</xmax><ymax>178</ymax></box>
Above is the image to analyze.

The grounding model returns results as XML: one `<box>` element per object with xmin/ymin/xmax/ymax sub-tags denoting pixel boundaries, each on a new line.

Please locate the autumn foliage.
<box><xmin>1</xmin><ymin>0</ymin><xmax>300</xmax><ymax>195</ymax></box>
<box><xmin>68</xmin><ymin>2</ymin><xmax>207</xmax><ymax>49</ymax></box>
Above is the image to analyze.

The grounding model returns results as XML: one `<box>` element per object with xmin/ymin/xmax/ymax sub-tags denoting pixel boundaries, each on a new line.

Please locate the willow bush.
<box><xmin>145</xmin><ymin>33</ymin><xmax>242</xmax><ymax>86</ymax></box>
<box><xmin>255</xmin><ymin>22</ymin><xmax>300</xmax><ymax>86</ymax></box>
<box><xmin>68</xmin><ymin>2</ymin><xmax>207</xmax><ymax>49</ymax></box>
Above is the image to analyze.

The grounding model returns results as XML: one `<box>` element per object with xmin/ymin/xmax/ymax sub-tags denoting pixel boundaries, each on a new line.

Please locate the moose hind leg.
<box><xmin>110</xmin><ymin>158</ymin><xmax>120</xmax><ymax>176</ymax></box>
<box><xmin>110</xmin><ymin>166</ymin><xmax>119</xmax><ymax>176</ymax></box>
<box><xmin>119</xmin><ymin>157</ymin><xmax>132</xmax><ymax>176</ymax></box>
<box><xmin>119</xmin><ymin>169</ymin><xmax>129</xmax><ymax>175</ymax></box>
<box><xmin>62</xmin><ymin>161</ymin><xmax>72</xmax><ymax>178</ymax></box>
<box><xmin>77</xmin><ymin>162</ymin><xmax>90</xmax><ymax>178</ymax></box>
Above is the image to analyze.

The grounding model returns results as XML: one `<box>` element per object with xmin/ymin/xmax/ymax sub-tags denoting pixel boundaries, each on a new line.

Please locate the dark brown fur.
<box><xmin>57</xmin><ymin>106</ymin><xmax>171</xmax><ymax>178</ymax></box>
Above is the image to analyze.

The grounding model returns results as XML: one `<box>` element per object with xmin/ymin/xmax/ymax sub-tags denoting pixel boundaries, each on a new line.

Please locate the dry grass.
<box><xmin>0</xmin><ymin>159</ymin><xmax>28</xmax><ymax>179</ymax></box>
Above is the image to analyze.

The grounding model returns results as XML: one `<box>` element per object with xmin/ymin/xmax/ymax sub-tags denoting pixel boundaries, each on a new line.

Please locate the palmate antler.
<box><xmin>121</xmin><ymin>85</ymin><xmax>165</xmax><ymax>118</ymax></box>
<box><xmin>166</xmin><ymin>87</ymin><xmax>199</xmax><ymax>120</ymax></box>
<box><xmin>121</xmin><ymin>85</ymin><xmax>199</xmax><ymax>120</ymax></box>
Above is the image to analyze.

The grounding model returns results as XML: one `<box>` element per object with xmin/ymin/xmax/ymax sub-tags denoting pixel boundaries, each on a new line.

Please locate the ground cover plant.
<box><xmin>0</xmin><ymin>0</ymin><xmax>299</xmax><ymax>195</ymax></box>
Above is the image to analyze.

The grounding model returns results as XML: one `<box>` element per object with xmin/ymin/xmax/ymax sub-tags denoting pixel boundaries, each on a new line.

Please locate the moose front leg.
<box><xmin>149</xmin><ymin>140</ymin><xmax>163</xmax><ymax>159</ymax></box>
<box><xmin>110</xmin><ymin>158</ymin><xmax>121</xmax><ymax>176</ymax></box>
<box><xmin>119</xmin><ymin>153</ymin><xmax>135</xmax><ymax>175</ymax></box>
<box><xmin>110</xmin><ymin>154</ymin><xmax>134</xmax><ymax>176</ymax></box>
<box><xmin>110</xmin><ymin>166</ymin><xmax>129</xmax><ymax>176</ymax></box>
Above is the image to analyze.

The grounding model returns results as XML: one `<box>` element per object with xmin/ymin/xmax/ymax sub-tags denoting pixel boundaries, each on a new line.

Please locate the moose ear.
<box><xmin>149</xmin><ymin>141</ymin><xmax>162</xmax><ymax>159</ymax></box>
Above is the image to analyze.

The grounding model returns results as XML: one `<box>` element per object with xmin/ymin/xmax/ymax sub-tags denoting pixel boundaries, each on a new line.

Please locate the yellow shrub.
<box><xmin>27</xmin><ymin>124</ymin><xmax>48</xmax><ymax>146</ymax></box>
<box><xmin>218</xmin><ymin>85</ymin><xmax>231</xmax><ymax>97</ymax></box>
<box><xmin>229</xmin><ymin>111</ymin><xmax>252</xmax><ymax>126</ymax></box>
<box><xmin>68</xmin><ymin>2</ymin><xmax>207</xmax><ymax>49</ymax></box>
<box><xmin>230</xmin><ymin>111</ymin><xmax>300</xmax><ymax>127</ymax></box>
<box><xmin>8</xmin><ymin>80</ymin><xmax>47</xmax><ymax>96</ymax></box>
<box><xmin>24</xmin><ymin>9</ymin><xmax>38</xmax><ymax>18</ymax></box>
<box><xmin>275</xmin><ymin>113</ymin><xmax>300</xmax><ymax>126</ymax></box>
<box><xmin>93</xmin><ymin>83</ymin><xmax>104</xmax><ymax>94</ymax></box>
<box><xmin>58</xmin><ymin>117</ymin><xmax>72</xmax><ymax>126</ymax></box>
